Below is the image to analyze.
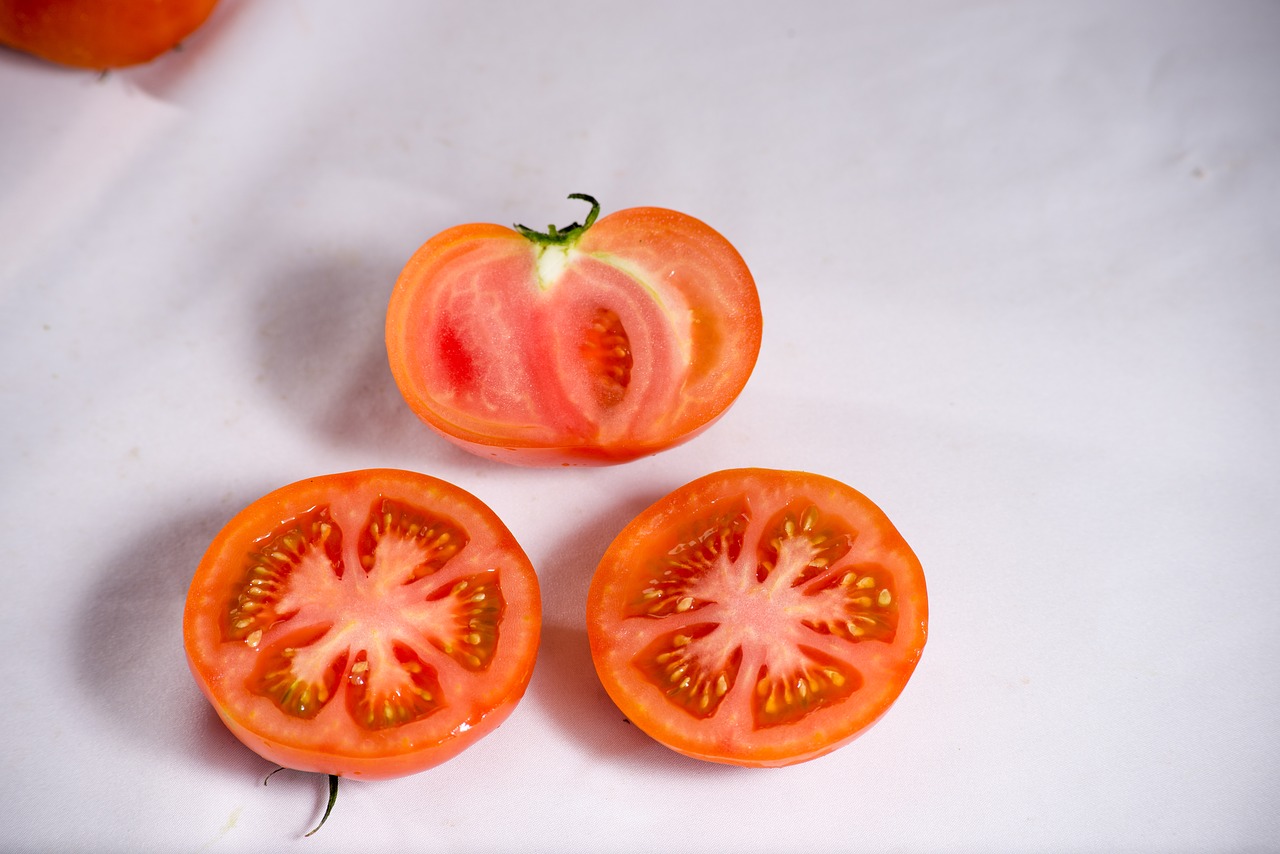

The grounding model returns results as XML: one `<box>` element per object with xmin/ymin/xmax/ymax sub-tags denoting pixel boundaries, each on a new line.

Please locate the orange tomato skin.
<box><xmin>0</xmin><ymin>0</ymin><xmax>219</xmax><ymax>69</ymax></box>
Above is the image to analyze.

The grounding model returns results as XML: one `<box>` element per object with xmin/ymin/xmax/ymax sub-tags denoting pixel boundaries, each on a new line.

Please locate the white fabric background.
<box><xmin>2</xmin><ymin>1</ymin><xmax>1277</xmax><ymax>851</ymax></box>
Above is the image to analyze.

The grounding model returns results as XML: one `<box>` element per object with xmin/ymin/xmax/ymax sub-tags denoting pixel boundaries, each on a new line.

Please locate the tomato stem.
<box><xmin>514</xmin><ymin>193</ymin><xmax>600</xmax><ymax>245</ymax></box>
<box><xmin>263</xmin><ymin>767</ymin><xmax>341</xmax><ymax>837</ymax></box>
<box><xmin>304</xmin><ymin>774</ymin><xmax>340</xmax><ymax>838</ymax></box>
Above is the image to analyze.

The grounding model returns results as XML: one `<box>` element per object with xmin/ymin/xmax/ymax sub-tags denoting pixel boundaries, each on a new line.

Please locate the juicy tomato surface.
<box><xmin>385</xmin><ymin>195</ymin><xmax>763</xmax><ymax>466</ymax></box>
<box><xmin>587</xmin><ymin>468</ymin><xmax>927</xmax><ymax>767</ymax></box>
<box><xmin>183</xmin><ymin>469</ymin><xmax>541</xmax><ymax>780</ymax></box>
<box><xmin>0</xmin><ymin>0</ymin><xmax>218</xmax><ymax>69</ymax></box>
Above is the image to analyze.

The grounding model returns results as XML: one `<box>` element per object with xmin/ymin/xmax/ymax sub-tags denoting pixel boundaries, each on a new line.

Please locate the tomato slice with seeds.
<box><xmin>183</xmin><ymin>469</ymin><xmax>541</xmax><ymax>780</ymax></box>
<box><xmin>586</xmin><ymin>469</ymin><xmax>927</xmax><ymax>767</ymax></box>
<box><xmin>385</xmin><ymin>194</ymin><xmax>762</xmax><ymax>466</ymax></box>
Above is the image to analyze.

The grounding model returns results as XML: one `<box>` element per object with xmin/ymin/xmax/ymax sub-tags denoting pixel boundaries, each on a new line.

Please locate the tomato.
<box><xmin>385</xmin><ymin>194</ymin><xmax>762</xmax><ymax>466</ymax></box>
<box><xmin>183</xmin><ymin>469</ymin><xmax>541</xmax><ymax>781</ymax></box>
<box><xmin>0</xmin><ymin>0</ymin><xmax>218</xmax><ymax>69</ymax></box>
<box><xmin>586</xmin><ymin>468</ymin><xmax>927</xmax><ymax>767</ymax></box>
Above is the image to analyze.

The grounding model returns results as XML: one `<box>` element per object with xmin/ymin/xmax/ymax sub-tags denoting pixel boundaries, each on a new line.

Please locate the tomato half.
<box><xmin>385</xmin><ymin>194</ymin><xmax>762</xmax><ymax>467</ymax></box>
<box><xmin>586</xmin><ymin>469</ymin><xmax>927</xmax><ymax>767</ymax></box>
<box><xmin>0</xmin><ymin>0</ymin><xmax>219</xmax><ymax>69</ymax></box>
<box><xmin>183</xmin><ymin>469</ymin><xmax>541</xmax><ymax>780</ymax></box>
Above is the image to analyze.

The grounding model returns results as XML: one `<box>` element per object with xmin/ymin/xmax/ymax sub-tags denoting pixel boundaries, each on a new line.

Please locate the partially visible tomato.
<box><xmin>586</xmin><ymin>468</ymin><xmax>927</xmax><ymax>767</ymax></box>
<box><xmin>183</xmin><ymin>469</ymin><xmax>541</xmax><ymax>780</ymax></box>
<box><xmin>0</xmin><ymin>0</ymin><xmax>219</xmax><ymax>69</ymax></box>
<box><xmin>386</xmin><ymin>194</ymin><xmax>762</xmax><ymax>467</ymax></box>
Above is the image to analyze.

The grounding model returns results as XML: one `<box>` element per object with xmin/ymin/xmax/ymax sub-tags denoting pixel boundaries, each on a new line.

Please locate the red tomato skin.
<box><xmin>386</xmin><ymin>206</ymin><xmax>762</xmax><ymax>467</ymax></box>
<box><xmin>183</xmin><ymin>469</ymin><xmax>542</xmax><ymax>781</ymax></box>
<box><xmin>586</xmin><ymin>468</ymin><xmax>927</xmax><ymax>768</ymax></box>
<box><xmin>0</xmin><ymin>0</ymin><xmax>219</xmax><ymax>69</ymax></box>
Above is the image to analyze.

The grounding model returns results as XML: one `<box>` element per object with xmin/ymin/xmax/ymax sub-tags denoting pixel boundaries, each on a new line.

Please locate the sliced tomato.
<box><xmin>586</xmin><ymin>468</ymin><xmax>927</xmax><ymax>767</ymax></box>
<box><xmin>385</xmin><ymin>194</ymin><xmax>762</xmax><ymax>466</ymax></box>
<box><xmin>0</xmin><ymin>0</ymin><xmax>219</xmax><ymax>69</ymax></box>
<box><xmin>183</xmin><ymin>469</ymin><xmax>541</xmax><ymax>780</ymax></box>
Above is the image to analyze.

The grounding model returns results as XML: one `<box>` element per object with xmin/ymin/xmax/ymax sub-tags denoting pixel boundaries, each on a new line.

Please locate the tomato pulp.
<box><xmin>0</xmin><ymin>0</ymin><xmax>219</xmax><ymax>69</ymax></box>
<box><xmin>184</xmin><ymin>470</ymin><xmax>541</xmax><ymax>780</ymax></box>
<box><xmin>386</xmin><ymin>194</ymin><xmax>763</xmax><ymax>466</ymax></box>
<box><xmin>587</xmin><ymin>469</ymin><xmax>927</xmax><ymax>767</ymax></box>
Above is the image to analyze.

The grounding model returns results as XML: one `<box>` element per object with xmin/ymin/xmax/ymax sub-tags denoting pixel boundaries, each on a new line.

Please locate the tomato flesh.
<box><xmin>386</xmin><ymin>202</ymin><xmax>762</xmax><ymax>466</ymax></box>
<box><xmin>184</xmin><ymin>470</ymin><xmax>541</xmax><ymax>780</ymax></box>
<box><xmin>586</xmin><ymin>469</ymin><xmax>927</xmax><ymax>767</ymax></box>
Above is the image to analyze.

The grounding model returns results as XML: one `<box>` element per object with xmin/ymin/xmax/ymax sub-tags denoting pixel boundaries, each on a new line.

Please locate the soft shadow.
<box><xmin>525</xmin><ymin>491</ymin><xmax>656</xmax><ymax>762</ymax></box>
<box><xmin>0</xmin><ymin>44</ymin><xmax>61</xmax><ymax>71</ymax></box>
<box><xmin>253</xmin><ymin>255</ymin><xmax>468</xmax><ymax>463</ymax></box>
<box><xmin>527</xmin><ymin>489</ymin><xmax>745</xmax><ymax>776</ymax></box>
<box><xmin>532</xmin><ymin>624</ymin><xmax>657</xmax><ymax>762</ymax></box>
<box><xmin>125</xmin><ymin>0</ymin><xmax>252</xmax><ymax>99</ymax></box>
<box><xmin>73</xmin><ymin>492</ymin><xmax>277</xmax><ymax>777</ymax></box>
<box><xmin>532</xmin><ymin>489</ymin><xmax>661</xmax><ymax>625</ymax></box>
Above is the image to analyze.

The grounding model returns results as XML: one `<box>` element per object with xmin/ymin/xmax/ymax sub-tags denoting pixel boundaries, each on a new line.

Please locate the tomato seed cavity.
<box><xmin>347</xmin><ymin>645</ymin><xmax>444</xmax><ymax>731</ymax></box>
<box><xmin>359</xmin><ymin>499</ymin><xmax>469</xmax><ymax>583</ymax></box>
<box><xmin>226</xmin><ymin>508</ymin><xmax>342</xmax><ymax>644</ymax></box>
<box><xmin>581</xmin><ymin>307</ymin><xmax>633</xmax><ymax>407</ymax></box>
<box><xmin>751</xmin><ymin>648</ymin><xmax>861</xmax><ymax>729</ymax></box>
<box><xmin>636</xmin><ymin>624</ymin><xmax>739</xmax><ymax>719</ymax></box>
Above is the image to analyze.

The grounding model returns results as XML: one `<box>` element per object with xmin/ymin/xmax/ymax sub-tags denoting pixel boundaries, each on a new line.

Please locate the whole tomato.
<box><xmin>0</xmin><ymin>0</ymin><xmax>219</xmax><ymax>69</ymax></box>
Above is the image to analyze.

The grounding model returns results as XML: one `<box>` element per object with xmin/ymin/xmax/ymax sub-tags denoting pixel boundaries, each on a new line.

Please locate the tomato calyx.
<box><xmin>513</xmin><ymin>192</ymin><xmax>601</xmax><ymax>246</ymax></box>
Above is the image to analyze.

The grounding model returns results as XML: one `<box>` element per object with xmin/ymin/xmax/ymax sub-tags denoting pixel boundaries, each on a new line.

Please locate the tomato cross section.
<box><xmin>185</xmin><ymin>470</ymin><xmax>541</xmax><ymax>780</ymax></box>
<box><xmin>588</xmin><ymin>469</ymin><xmax>927</xmax><ymax>767</ymax></box>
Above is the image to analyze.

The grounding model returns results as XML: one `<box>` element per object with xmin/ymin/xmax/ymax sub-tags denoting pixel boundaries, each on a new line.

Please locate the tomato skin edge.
<box><xmin>586</xmin><ymin>468</ymin><xmax>927</xmax><ymax>768</ymax></box>
<box><xmin>400</xmin><ymin>404</ymin><xmax>741</xmax><ymax>468</ymax></box>
<box><xmin>187</xmin><ymin>654</ymin><xmax>538</xmax><ymax>780</ymax></box>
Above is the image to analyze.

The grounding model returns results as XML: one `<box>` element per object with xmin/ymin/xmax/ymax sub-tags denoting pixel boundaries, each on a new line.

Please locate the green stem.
<box><xmin>514</xmin><ymin>193</ymin><xmax>600</xmax><ymax>245</ymax></box>
<box><xmin>304</xmin><ymin>774</ymin><xmax>340</xmax><ymax>838</ymax></box>
<box><xmin>262</xmin><ymin>767</ymin><xmax>341</xmax><ymax>838</ymax></box>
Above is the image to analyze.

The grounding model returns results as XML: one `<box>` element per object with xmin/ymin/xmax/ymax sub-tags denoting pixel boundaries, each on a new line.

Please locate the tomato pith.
<box><xmin>586</xmin><ymin>469</ymin><xmax>927</xmax><ymax>767</ymax></box>
<box><xmin>183</xmin><ymin>470</ymin><xmax>541</xmax><ymax>780</ymax></box>
<box><xmin>385</xmin><ymin>196</ymin><xmax>762</xmax><ymax>466</ymax></box>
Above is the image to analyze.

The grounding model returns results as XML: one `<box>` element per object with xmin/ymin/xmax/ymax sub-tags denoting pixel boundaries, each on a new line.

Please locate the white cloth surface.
<box><xmin>2</xmin><ymin>2</ymin><xmax>1278</xmax><ymax>851</ymax></box>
